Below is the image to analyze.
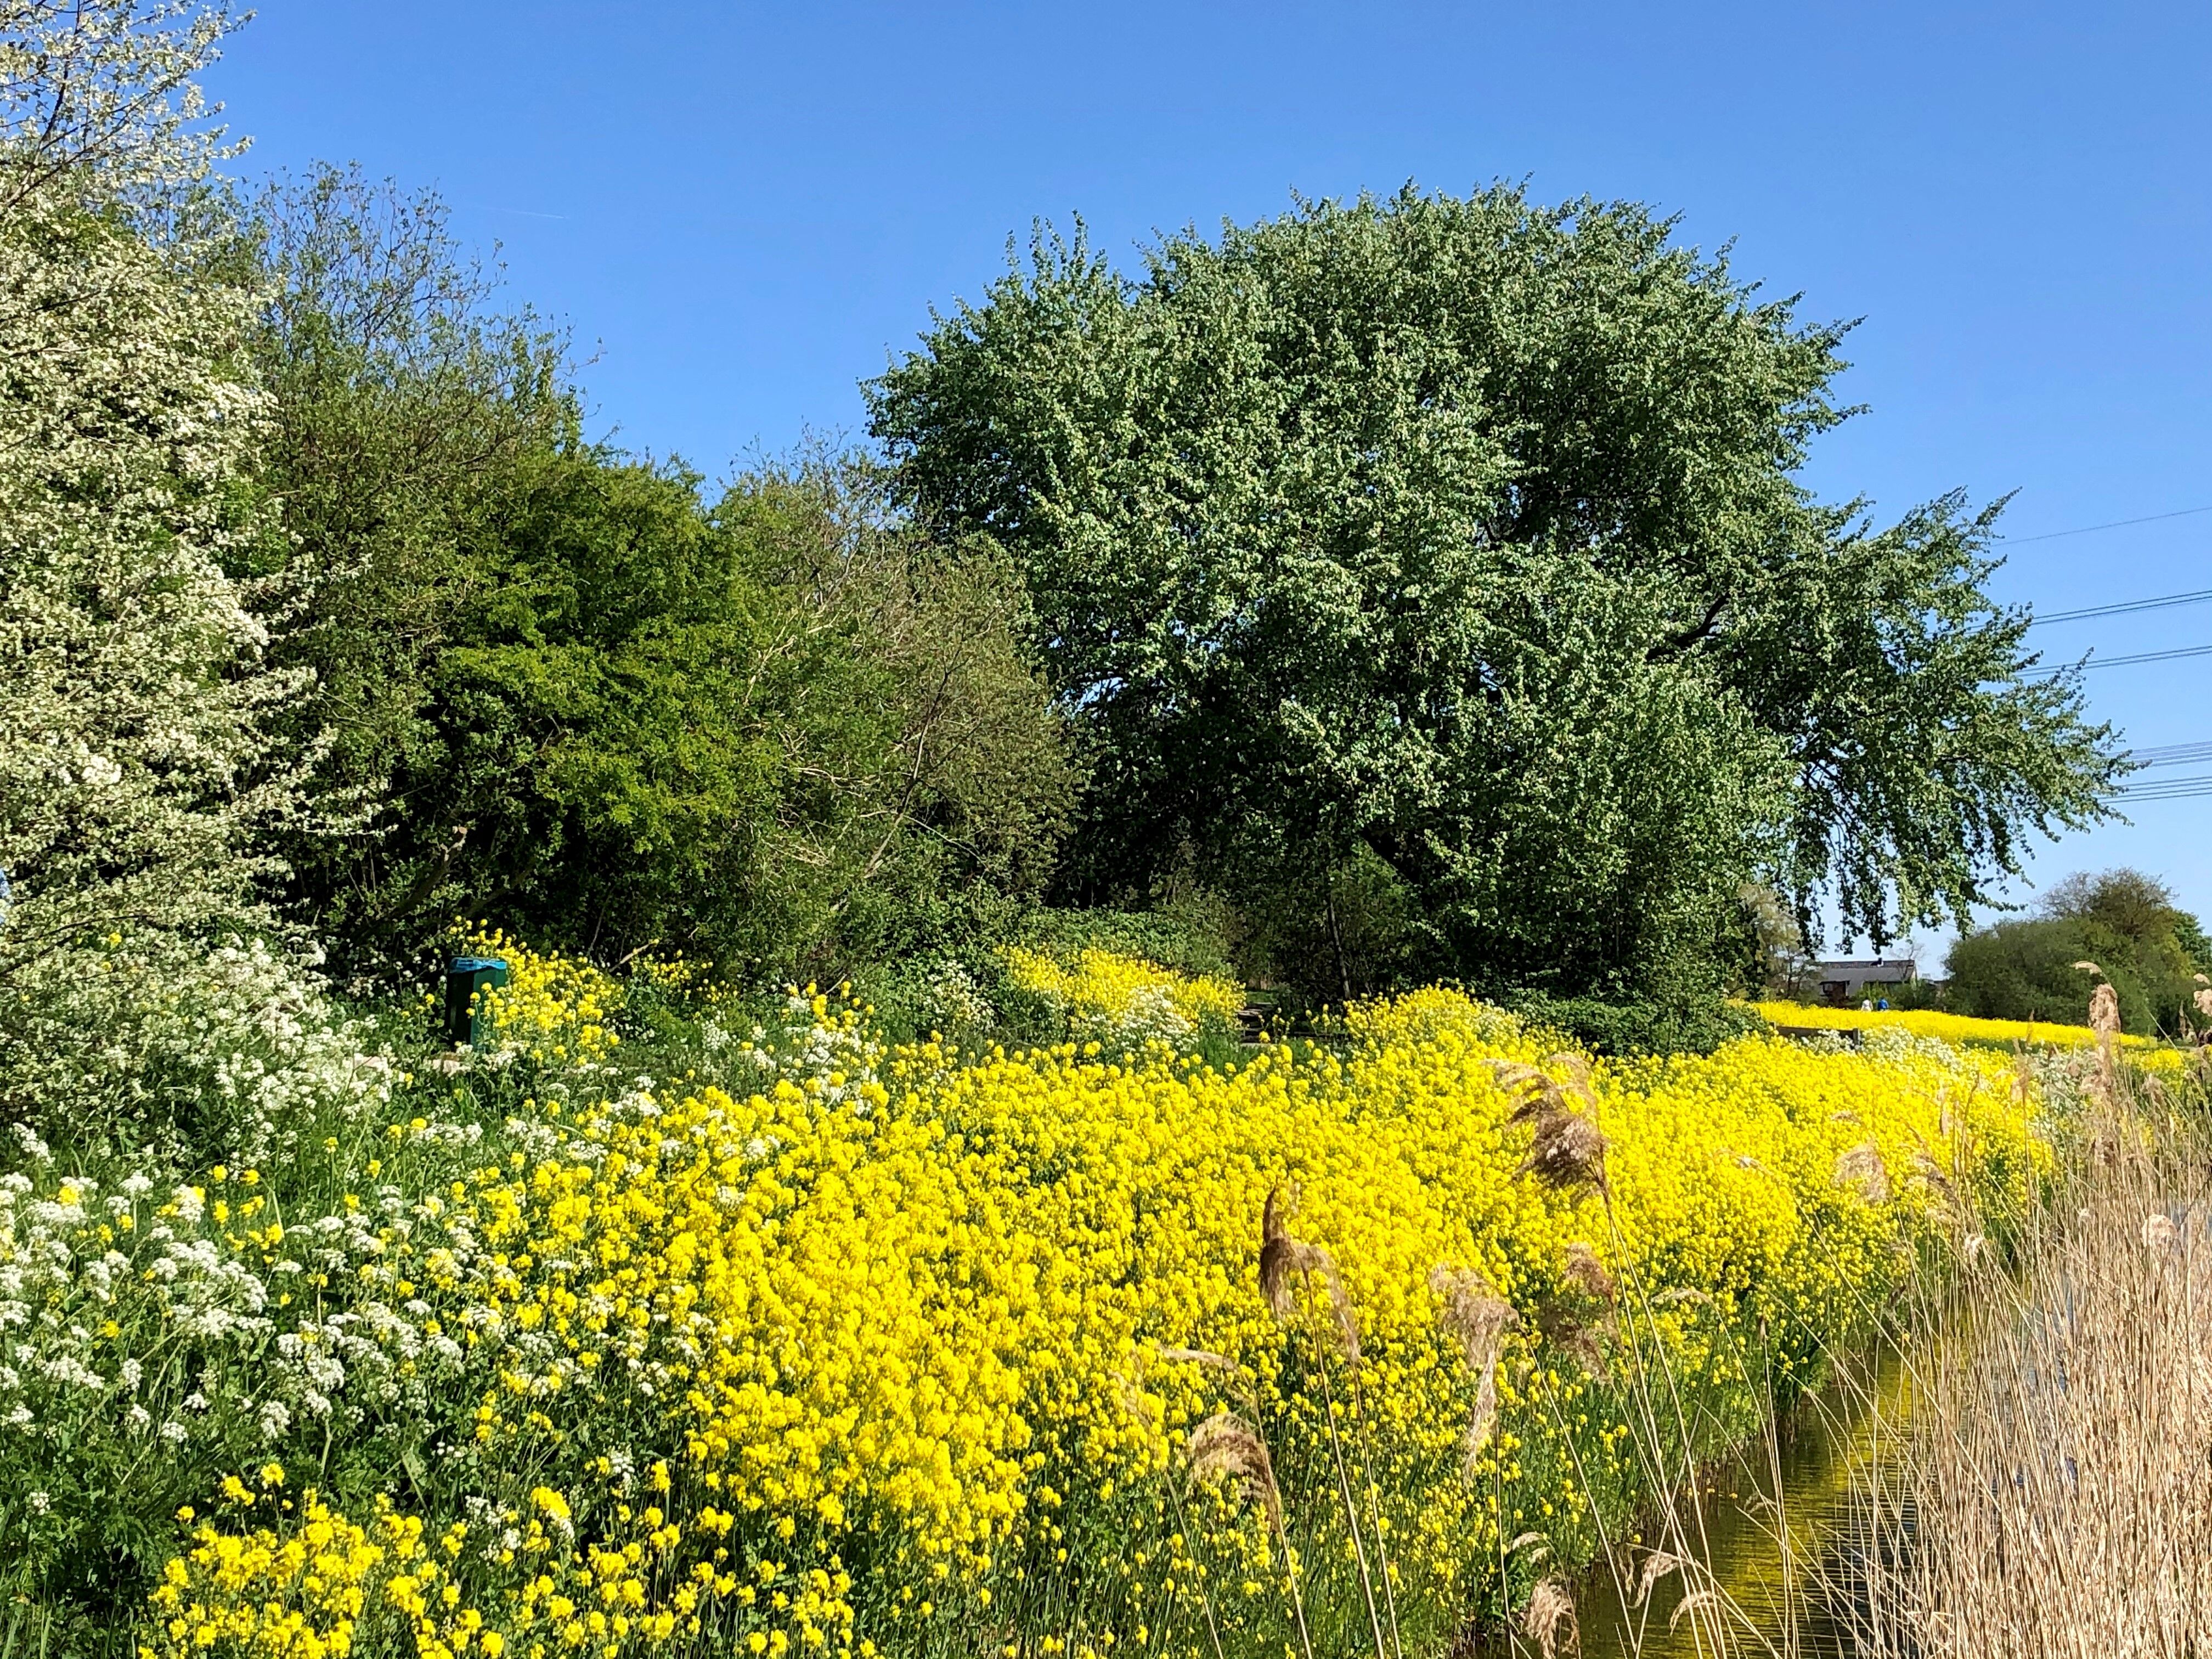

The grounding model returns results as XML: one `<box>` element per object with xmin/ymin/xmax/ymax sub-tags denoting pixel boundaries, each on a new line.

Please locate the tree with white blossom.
<box><xmin>0</xmin><ymin>1</ymin><xmax>306</xmax><ymax>984</ymax></box>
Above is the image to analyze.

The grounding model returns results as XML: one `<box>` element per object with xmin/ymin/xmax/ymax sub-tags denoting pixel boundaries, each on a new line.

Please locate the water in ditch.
<box><xmin>1569</xmin><ymin>1350</ymin><xmax>1916</xmax><ymax>1658</ymax></box>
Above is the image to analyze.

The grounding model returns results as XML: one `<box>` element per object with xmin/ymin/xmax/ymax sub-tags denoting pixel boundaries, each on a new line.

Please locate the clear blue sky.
<box><xmin>206</xmin><ymin>1</ymin><xmax>2212</xmax><ymax>961</ymax></box>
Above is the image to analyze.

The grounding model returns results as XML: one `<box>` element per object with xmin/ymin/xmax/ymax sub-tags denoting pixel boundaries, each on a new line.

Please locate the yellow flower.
<box><xmin>135</xmin><ymin>969</ymin><xmax>2053</xmax><ymax>1659</ymax></box>
<box><xmin>1002</xmin><ymin>946</ymin><xmax>1244</xmax><ymax>1047</ymax></box>
<box><xmin>1752</xmin><ymin>998</ymin><xmax>2160</xmax><ymax>1051</ymax></box>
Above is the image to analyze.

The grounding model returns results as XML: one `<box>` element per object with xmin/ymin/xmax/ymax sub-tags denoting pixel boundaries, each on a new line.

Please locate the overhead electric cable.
<box><xmin>1997</xmin><ymin>505</ymin><xmax>2212</xmax><ymax>545</ymax></box>
<box><xmin>2115</xmin><ymin>780</ymin><xmax>2212</xmax><ymax>802</ymax></box>
<box><xmin>2120</xmin><ymin>769</ymin><xmax>2212</xmax><ymax>790</ymax></box>
<box><xmin>2031</xmin><ymin>588</ymin><xmax>2212</xmax><ymax>626</ymax></box>
<box><xmin>2129</xmin><ymin>740</ymin><xmax>2212</xmax><ymax>768</ymax></box>
<box><xmin>2030</xmin><ymin>643</ymin><xmax>2212</xmax><ymax>676</ymax></box>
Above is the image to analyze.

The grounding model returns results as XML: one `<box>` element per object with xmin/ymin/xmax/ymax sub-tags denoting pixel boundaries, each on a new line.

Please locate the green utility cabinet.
<box><xmin>443</xmin><ymin>956</ymin><xmax>510</xmax><ymax>1047</ymax></box>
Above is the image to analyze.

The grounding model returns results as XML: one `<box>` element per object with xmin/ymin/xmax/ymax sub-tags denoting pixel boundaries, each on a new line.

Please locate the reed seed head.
<box><xmin>1428</xmin><ymin>1266</ymin><xmax>1518</xmax><ymax>1367</ymax></box>
<box><xmin>1258</xmin><ymin>1189</ymin><xmax>1360</xmax><ymax>1359</ymax></box>
<box><xmin>1632</xmin><ymin>1550</ymin><xmax>1679</xmax><ymax>1609</ymax></box>
<box><xmin>1184</xmin><ymin>1410</ymin><xmax>1284</xmax><ymax>1536</ymax></box>
<box><xmin>1835</xmin><ymin>1141</ymin><xmax>1891</xmax><ymax>1204</ymax></box>
<box><xmin>1152</xmin><ymin>1345</ymin><xmax>1257</xmax><ymax>1406</ymax></box>
<box><xmin>1429</xmin><ymin>1266</ymin><xmax>1518</xmax><ymax>1473</ymax></box>
<box><xmin>1505</xmin><ymin>1077</ymin><xmax>1610</xmax><ymax>1198</ymax></box>
<box><xmin>1560</xmin><ymin>1241</ymin><xmax>1615</xmax><ymax>1302</ymax></box>
<box><xmin>1522</xmin><ymin>1578</ymin><xmax>1578</xmax><ymax>1658</ymax></box>
<box><xmin>2090</xmin><ymin>981</ymin><xmax>2120</xmax><ymax>1041</ymax></box>
<box><xmin>1669</xmin><ymin>1589</ymin><xmax>1722</xmax><ymax>1634</ymax></box>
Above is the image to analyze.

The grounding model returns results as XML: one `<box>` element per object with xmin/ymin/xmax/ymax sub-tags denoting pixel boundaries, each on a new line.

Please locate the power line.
<box><xmin>2117</xmin><ymin>780</ymin><xmax>2212</xmax><ymax>802</ymax></box>
<box><xmin>2031</xmin><ymin>588</ymin><xmax>2212</xmax><ymax>626</ymax></box>
<box><xmin>2130</xmin><ymin>740</ymin><xmax>2212</xmax><ymax>768</ymax></box>
<box><xmin>2085</xmin><ymin>644</ymin><xmax>2212</xmax><ymax>670</ymax></box>
<box><xmin>2031</xmin><ymin>642</ymin><xmax>2212</xmax><ymax>676</ymax></box>
<box><xmin>1998</xmin><ymin>505</ymin><xmax>2212</xmax><ymax>545</ymax></box>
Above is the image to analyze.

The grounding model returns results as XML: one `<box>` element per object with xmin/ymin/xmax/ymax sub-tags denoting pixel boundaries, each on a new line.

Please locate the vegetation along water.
<box><xmin>4</xmin><ymin>5</ymin><xmax>2209</xmax><ymax>1657</ymax></box>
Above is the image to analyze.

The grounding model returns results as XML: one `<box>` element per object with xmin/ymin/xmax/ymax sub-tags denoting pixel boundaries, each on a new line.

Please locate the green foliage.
<box><xmin>1223</xmin><ymin>843</ymin><xmax>1431</xmax><ymax>1004</ymax></box>
<box><xmin>1944</xmin><ymin>868</ymin><xmax>2205</xmax><ymax>1036</ymax></box>
<box><xmin>1504</xmin><ymin>990</ymin><xmax>1767</xmax><ymax>1058</ymax></box>
<box><xmin>241</xmin><ymin>164</ymin><xmax>580</xmax><ymax>848</ymax></box>
<box><xmin>292</xmin><ymin>452</ymin><xmax>1072</xmax><ymax>981</ymax></box>
<box><xmin>870</xmin><ymin>186</ymin><xmax>2123</xmax><ymax>999</ymax></box>
<box><xmin>241</xmin><ymin>175</ymin><xmax>1073</xmax><ymax>981</ymax></box>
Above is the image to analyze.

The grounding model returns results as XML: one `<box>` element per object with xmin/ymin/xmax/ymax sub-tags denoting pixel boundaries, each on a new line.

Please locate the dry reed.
<box><xmin>1827</xmin><ymin>1084</ymin><xmax>2212</xmax><ymax>1658</ymax></box>
<box><xmin>1429</xmin><ymin>1265</ymin><xmax>1517</xmax><ymax>1472</ymax></box>
<box><xmin>1522</xmin><ymin>1578</ymin><xmax>1579</xmax><ymax>1658</ymax></box>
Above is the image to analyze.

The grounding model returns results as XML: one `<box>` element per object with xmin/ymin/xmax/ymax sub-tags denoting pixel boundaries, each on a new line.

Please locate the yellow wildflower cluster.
<box><xmin>151</xmin><ymin>1488</ymin><xmax>395</xmax><ymax>1659</ymax></box>
<box><xmin>1753</xmin><ymin>1000</ymin><xmax>2159</xmax><ymax>1050</ymax></box>
<box><xmin>130</xmin><ymin>980</ymin><xmax>2049</xmax><ymax>1659</ymax></box>
<box><xmin>460</xmin><ymin>926</ymin><xmax>624</xmax><ymax>1064</ymax></box>
<box><xmin>1000</xmin><ymin>946</ymin><xmax>1244</xmax><ymax>1047</ymax></box>
<box><xmin>625</xmin><ymin>950</ymin><xmax>736</xmax><ymax>1009</ymax></box>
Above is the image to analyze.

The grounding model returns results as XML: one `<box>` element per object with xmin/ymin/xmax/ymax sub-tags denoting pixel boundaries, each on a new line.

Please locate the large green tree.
<box><xmin>272</xmin><ymin>440</ymin><xmax>1072</xmax><ymax>980</ymax></box>
<box><xmin>240</xmin><ymin>163</ymin><xmax>578</xmax><ymax>853</ymax></box>
<box><xmin>870</xmin><ymin>186</ymin><xmax>2123</xmax><ymax>997</ymax></box>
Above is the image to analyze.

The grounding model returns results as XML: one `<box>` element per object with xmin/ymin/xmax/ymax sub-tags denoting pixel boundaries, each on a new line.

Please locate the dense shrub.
<box><xmin>1944</xmin><ymin>869</ymin><xmax>2207</xmax><ymax>1037</ymax></box>
<box><xmin>1503</xmin><ymin>990</ymin><xmax>1767</xmax><ymax>1057</ymax></box>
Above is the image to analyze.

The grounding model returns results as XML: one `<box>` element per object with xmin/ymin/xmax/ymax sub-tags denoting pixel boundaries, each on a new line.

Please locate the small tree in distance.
<box><xmin>1945</xmin><ymin>868</ymin><xmax>2208</xmax><ymax>1036</ymax></box>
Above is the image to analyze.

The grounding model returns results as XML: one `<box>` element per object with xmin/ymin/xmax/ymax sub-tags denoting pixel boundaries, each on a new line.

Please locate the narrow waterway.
<box><xmin>1571</xmin><ymin>1350</ymin><xmax>1915</xmax><ymax>1658</ymax></box>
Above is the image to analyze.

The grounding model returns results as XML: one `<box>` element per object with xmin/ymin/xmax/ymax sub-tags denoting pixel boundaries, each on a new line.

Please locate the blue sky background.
<box><xmin>205</xmin><ymin>1</ymin><xmax>2212</xmax><ymax>963</ymax></box>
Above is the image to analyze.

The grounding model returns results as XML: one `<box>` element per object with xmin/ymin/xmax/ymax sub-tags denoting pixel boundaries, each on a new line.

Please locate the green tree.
<box><xmin>236</xmin><ymin>164</ymin><xmax>580</xmax><ymax>935</ymax></box>
<box><xmin>1944</xmin><ymin>868</ymin><xmax>2204</xmax><ymax>1036</ymax></box>
<box><xmin>240</xmin><ymin>176</ymin><xmax>1071</xmax><ymax>979</ymax></box>
<box><xmin>286</xmin><ymin>447</ymin><xmax>1071</xmax><ymax>979</ymax></box>
<box><xmin>870</xmin><ymin>187</ymin><xmax>2122</xmax><ymax>999</ymax></box>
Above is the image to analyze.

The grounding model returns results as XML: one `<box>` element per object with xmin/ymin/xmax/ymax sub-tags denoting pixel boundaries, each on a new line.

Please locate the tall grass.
<box><xmin>1543</xmin><ymin>1017</ymin><xmax>2212</xmax><ymax>1659</ymax></box>
<box><xmin>1818</xmin><ymin>1058</ymin><xmax>2212</xmax><ymax>1658</ymax></box>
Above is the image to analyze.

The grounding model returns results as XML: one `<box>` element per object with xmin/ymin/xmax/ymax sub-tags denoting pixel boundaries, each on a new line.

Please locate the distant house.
<box><xmin>1814</xmin><ymin>959</ymin><xmax>1918</xmax><ymax>1006</ymax></box>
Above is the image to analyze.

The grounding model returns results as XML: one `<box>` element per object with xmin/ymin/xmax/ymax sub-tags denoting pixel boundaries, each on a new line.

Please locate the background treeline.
<box><xmin>1938</xmin><ymin>867</ymin><xmax>2212</xmax><ymax>1037</ymax></box>
<box><xmin>244</xmin><ymin>173</ymin><xmax>2128</xmax><ymax>1036</ymax></box>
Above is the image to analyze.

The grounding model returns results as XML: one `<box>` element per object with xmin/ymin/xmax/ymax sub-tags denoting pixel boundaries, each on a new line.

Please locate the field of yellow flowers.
<box><xmin>1752</xmin><ymin>1000</ymin><xmax>2158</xmax><ymax>1050</ymax></box>
<box><xmin>1</xmin><ymin>944</ymin><xmax>2066</xmax><ymax>1659</ymax></box>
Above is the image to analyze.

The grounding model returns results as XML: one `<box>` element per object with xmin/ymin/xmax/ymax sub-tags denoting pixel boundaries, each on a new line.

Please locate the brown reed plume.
<box><xmin>1185</xmin><ymin>1410</ymin><xmax>1285</xmax><ymax>1536</ymax></box>
<box><xmin>1427</xmin><ymin>1265</ymin><xmax>1518</xmax><ymax>1472</ymax></box>
<box><xmin>1494</xmin><ymin>1060</ymin><xmax>1610</xmax><ymax>1198</ymax></box>
<box><xmin>1184</xmin><ymin>1410</ymin><xmax>1312</xmax><ymax>1659</ymax></box>
<box><xmin>1258</xmin><ymin>1184</ymin><xmax>1394</xmax><ymax>1659</ymax></box>
<box><xmin>1491</xmin><ymin>1056</ymin><xmax>1752</xmax><ymax>1648</ymax></box>
<box><xmin>1833</xmin><ymin>1141</ymin><xmax>1891</xmax><ymax>1205</ymax></box>
<box><xmin>1521</xmin><ymin>1578</ymin><xmax>1578</xmax><ymax>1659</ymax></box>
<box><xmin>1152</xmin><ymin>1344</ymin><xmax>1259</xmax><ymax>1407</ymax></box>
<box><xmin>1560</xmin><ymin>1240</ymin><xmax>1616</xmax><ymax>1303</ymax></box>
<box><xmin>1260</xmin><ymin>1184</ymin><xmax>1360</xmax><ymax>1359</ymax></box>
